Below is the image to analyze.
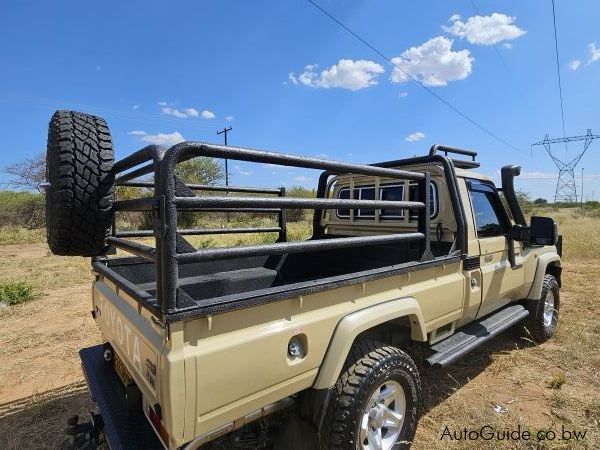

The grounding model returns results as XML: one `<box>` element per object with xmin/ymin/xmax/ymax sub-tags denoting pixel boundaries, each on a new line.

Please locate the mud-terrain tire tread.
<box><xmin>320</xmin><ymin>340</ymin><xmax>421</xmax><ymax>450</ymax></box>
<box><xmin>46</xmin><ymin>110</ymin><xmax>114</xmax><ymax>256</ymax></box>
<box><xmin>525</xmin><ymin>274</ymin><xmax>560</xmax><ymax>342</ymax></box>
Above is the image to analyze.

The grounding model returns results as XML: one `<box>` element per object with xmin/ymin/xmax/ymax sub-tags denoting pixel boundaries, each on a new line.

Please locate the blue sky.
<box><xmin>1</xmin><ymin>0</ymin><xmax>599</xmax><ymax>200</ymax></box>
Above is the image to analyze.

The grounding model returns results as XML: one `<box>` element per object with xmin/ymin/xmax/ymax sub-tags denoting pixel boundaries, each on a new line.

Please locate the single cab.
<box><xmin>45</xmin><ymin>111</ymin><xmax>562</xmax><ymax>450</ymax></box>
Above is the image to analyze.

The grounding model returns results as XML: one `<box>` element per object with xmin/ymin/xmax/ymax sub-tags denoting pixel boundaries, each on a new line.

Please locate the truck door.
<box><xmin>467</xmin><ymin>180</ymin><xmax>525</xmax><ymax>318</ymax></box>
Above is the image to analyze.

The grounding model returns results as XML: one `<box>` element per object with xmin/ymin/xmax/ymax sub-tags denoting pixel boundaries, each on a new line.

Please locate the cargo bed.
<box><xmin>97</xmin><ymin>143</ymin><xmax>467</xmax><ymax>323</ymax></box>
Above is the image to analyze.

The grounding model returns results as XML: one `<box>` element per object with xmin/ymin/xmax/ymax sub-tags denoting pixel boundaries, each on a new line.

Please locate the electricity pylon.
<box><xmin>531</xmin><ymin>129</ymin><xmax>599</xmax><ymax>202</ymax></box>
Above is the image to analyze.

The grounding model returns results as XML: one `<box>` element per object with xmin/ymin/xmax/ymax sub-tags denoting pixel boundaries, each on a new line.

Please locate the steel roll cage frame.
<box><xmin>99</xmin><ymin>142</ymin><xmax>468</xmax><ymax>319</ymax></box>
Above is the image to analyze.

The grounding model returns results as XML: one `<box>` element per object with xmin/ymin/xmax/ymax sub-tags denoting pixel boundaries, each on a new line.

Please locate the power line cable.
<box><xmin>0</xmin><ymin>91</ymin><xmax>225</xmax><ymax>130</ymax></box>
<box><xmin>306</xmin><ymin>0</ymin><xmax>527</xmax><ymax>155</ymax></box>
<box><xmin>551</xmin><ymin>0</ymin><xmax>568</xmax><ymax>155</ymax></box>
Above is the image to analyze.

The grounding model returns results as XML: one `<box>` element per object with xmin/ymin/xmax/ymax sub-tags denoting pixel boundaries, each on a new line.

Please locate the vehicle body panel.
<box><xmin>87</xmin><ymin>157</ymin><xmax>560</xmax><ymax>449</ymax></box>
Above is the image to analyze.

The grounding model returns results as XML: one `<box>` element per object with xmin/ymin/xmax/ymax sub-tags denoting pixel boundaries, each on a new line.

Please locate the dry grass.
<box><xmin>534</xmin><ymin>207</ymin><xmax>600</xmax><ymax>260</ymax></box>
<box><xmin>414</xmin><ymin>257</ymin><xmax>600</xmax><ymax>449</ymax></box>
<box><xmin>0</xmin><ymin>211</ymin><xmax>598</xmax><ymax>449</ymax></box>
<box><xmin>0</xmin><ymin>227</ymin><xmax>45</xmax><ymax>245</ymax></box>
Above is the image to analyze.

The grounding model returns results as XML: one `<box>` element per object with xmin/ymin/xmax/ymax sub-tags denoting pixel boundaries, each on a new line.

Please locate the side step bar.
<box><xmin>426</xmin><ymin>304</ymin><xmax>529</xmax><ymax>368</ymax></box>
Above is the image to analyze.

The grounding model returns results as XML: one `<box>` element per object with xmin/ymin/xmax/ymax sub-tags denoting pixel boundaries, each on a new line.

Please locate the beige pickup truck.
<box><xmin>45</xmin><ymin>111</ymin><xmax>562</xmax><ymax>450</ymax></box>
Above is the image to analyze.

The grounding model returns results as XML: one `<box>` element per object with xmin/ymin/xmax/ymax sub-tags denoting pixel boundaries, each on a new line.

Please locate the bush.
<box><xmin>0</xmin><ymin>191</ymin><xmax>45</xmax><ymax>229</ymax></box>
<box><xmin>285</xmin><ymin>186</ymin><xmax>317</xmax><ymax>222</ymax></box>
<box><xmin>0</xmin><ymin>281</ymin><xmax>35</xmax><ymax>306</ymax></box>
<box><xmin>115</xmin><ymin>186</ymin><xmax>153</xmax><ymax>230</ymax></box>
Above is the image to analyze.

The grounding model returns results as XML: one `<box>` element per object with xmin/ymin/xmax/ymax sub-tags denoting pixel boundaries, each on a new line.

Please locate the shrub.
<box><xmin>115</xmin><ymin>186</ymin><xmax>153</xmax><ymax>230</ymax></box>
<box><xmin>547</xmin><ymin>373</ymin><xmax>567</xmax><ymax>389</ymax></box>
<box><xmin>0</xmin><ymin>191</ymin><xmax>45</xmax><ymax>229</ymax></box>
<box><xmin>284</xmin><ymin>186</ymin><xmax>317</xmax><ymax>222</ymax></box>
<box><xmin>0</xmin><ymin>281</ymin><xmax>35</xmax><ymax>306</ymax></box>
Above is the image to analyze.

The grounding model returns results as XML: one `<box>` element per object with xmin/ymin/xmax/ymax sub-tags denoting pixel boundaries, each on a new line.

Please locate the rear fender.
<box><xmin>312</xmin><ymin>297</ymin><xmax>425</xmax><ymax>390</ymax></box>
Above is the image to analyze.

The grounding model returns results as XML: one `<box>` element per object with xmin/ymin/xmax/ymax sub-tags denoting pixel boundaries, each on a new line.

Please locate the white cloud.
<box><xmin>161</xmin><ymin>105</ymin><xmax>199</xmax><ymax>118</ymax></box>
<box><xmin>289</xmin><ymin>59</ymin><xmax>385</xmax><ymax>91</ymax></box>
<box><xmin>399</xmin><ymin>91</ymin><xmax>408</xmax><ymax>98</ymax></box>
<box><xmin>519</xmin><ymin>171</ymin><xmax>600</xmax><ymax>181</ymax></box>
<box><xmin>293</xmin><ymin>176</ymin><xmax>310</xmax><ymax>182</ymax></box>
<box><xmin>569</xmin><ymin>59</ymin><xmax>581</xmax><ymax>71</ymax></box>
<box><xmin>518</xmin><ymin>171</ymin><xmax>557</xmax><ymax>180</ymax></box>
<box><xmin>443</xmin><ymin>13</ymin><xmax>526</xmax><ymax>46</ymax></box>
<box><xmin>158</xmin><ymin>101</ymin><xmax>168</xmax><ymax>106</ymax></box>
<box><xmin>405</xmin><ymin>131</ymin><xmax>426</xmax><ymax>142</ymax></box>
<box><xmin>390</xmin><ymin>36</ymin><xmax>473</xmax><ymax>87</ymax></box>
<box><xmin>502</xmin><ymin>43</ymin><xmax>513</xmax><ymax>49</ymax></box>
<box><xmin>448</xmin><ymin>14</ymin><xmax>461</xmax><ymax>22</ymax></box>
<box><xmin>132</xmin><ymin>104</ymin><xmax>140</xmax><ymax>110</ymax></box>
<box><xmin>225</xmin><ymin>115</ymin><xmax>234</xmax><ymax>122</ymax></box>
<box><xmin>588</xmin><ymin>42</ymin><xmax>600</xmax><ymax>64</ymax></box>
<box><xmin>201</xmin><ymin>110</ymin><xmax>216</xmax><ymax>119</ymax></box>
<box><xmin>234</xmin><ymin>164</ymin><xmax>252</xmax><ymax>176</ymax></box>
<box><xmin>130</xmin><ymin>131</ymin><xmax>185</xmax><ymax>147</ymax></box>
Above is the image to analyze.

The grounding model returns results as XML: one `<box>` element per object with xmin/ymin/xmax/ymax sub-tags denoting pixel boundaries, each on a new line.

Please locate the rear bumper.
<box><xmin>80</xmin><ymin>345</ymin><xmax>164</xmax><ymax>450</ymax></box>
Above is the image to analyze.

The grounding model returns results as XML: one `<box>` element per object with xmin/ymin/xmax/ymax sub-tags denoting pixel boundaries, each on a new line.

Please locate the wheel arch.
<box><xmin>526</xmin><ymin>252</ymin><xmax>562</xmax><ymax>300</ymax></box>
<box><xmin>312</xmin><ymin>297</ymin><xmax>426</xmax><ymax>390</ymax></box>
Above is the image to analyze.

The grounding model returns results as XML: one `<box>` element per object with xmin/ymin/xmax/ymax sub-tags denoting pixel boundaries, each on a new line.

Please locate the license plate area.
<box><xmin>113</xmin><ymin>350</ymin><xmax>142</xmax><ymax>410</ymax></box>
<box><xmin>113</xmin><ymin>351</ymin><xmax>134</xmax><ymax>387</ymax></box>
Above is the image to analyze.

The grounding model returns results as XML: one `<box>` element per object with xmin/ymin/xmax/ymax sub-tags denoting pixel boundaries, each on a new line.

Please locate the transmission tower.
<box><xmin>531</xmin><ymin>129</ymin><xmax>599</xmax><ymax>202</ymax></box>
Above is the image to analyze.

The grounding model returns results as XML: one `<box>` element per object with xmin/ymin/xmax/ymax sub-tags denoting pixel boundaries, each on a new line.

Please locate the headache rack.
<box><xmin>94</xmin><ymin>142</ymin><xmax>467</xmax><ymax>321</ymax></box>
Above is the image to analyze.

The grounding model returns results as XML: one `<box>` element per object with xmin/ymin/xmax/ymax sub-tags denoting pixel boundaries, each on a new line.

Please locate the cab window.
<box><xmin>468</xmin><ymin>181</ymin><xmax>509</xmax><ymax>238</ymax></box>
<box><xmin>336</xmin><ymin>182</ymin><xmax>437</xmax><ymax>220</ymax></box>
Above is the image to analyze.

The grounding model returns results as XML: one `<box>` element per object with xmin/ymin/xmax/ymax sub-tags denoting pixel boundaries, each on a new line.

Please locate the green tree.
<box><xmin>174</xmin><ymin>157</ymin><xmax>224</xmax><ymax>228</ymax></box>
<box><xmin>175</xmin><ymin>157</ymin><xmax>224</xmax><ymax>185</ymax></box>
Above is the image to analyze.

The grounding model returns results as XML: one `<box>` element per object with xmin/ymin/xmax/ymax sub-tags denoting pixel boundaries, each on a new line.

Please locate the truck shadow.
<box><xmin>0</xmin><ymin>381</ymin><xmax>95</xmax><ymax>450</ymax></box>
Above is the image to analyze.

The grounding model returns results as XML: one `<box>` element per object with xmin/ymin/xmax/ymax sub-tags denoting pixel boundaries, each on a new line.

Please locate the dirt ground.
<box><xmin>0</xmin><ymin>243</ymin><xmax>598</xmax><ymax>449</ymax></box>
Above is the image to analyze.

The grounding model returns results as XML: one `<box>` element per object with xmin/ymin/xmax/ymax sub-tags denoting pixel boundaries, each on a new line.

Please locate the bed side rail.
<box><xmin>108</xmin><ymin>142</ymin><xmax>433</xmax><ymax>317</ymax></box>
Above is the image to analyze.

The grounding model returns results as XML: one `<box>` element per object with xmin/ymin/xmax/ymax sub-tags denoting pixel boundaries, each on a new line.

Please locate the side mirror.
<box><xmin>530</xmin><ymin>216</ymin><xmax>558</xmax><ymax>246</ymax></box>
<box><xmin>511</xmin><ymin>224</ymin><xmax>530</xmax><ymax>242</ymax></box>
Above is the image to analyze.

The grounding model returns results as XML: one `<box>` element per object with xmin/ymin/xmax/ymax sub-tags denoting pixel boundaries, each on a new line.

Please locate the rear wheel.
<box><xmin>45</xmin><ymin>110</ymin><xmax>115</xmax><ymax>256</ymax></box>
<box><xmin>320</xmin><ymin>341</ymin><xmax>421</xmax><ymax>450</ymax></box>
<box><xmin>525</xmin><ymin>274</ymin><xmax>560</xmax><ymax>342</ymax></box>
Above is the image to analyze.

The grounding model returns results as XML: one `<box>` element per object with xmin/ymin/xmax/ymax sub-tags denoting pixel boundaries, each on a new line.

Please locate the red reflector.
<box><xmin>147</xmin><ymin>404</ymin><xmax>169</xmax><ymax>446</ymax></box>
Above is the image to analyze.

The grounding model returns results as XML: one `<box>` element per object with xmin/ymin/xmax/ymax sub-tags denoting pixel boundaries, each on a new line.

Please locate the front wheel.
<box><xmin>320</xmin><ymin>341</ymin><xmax>422</xmax><ymax>450</ymax></box>
<box><xmin>525</xmin><ymin>274</ymin><xmax>560</xmax><ymax>342</ymax></box>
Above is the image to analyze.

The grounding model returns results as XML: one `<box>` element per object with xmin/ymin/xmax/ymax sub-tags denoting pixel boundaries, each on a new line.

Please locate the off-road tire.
<box><xmin>46</xmin><ymin>110</ymin><xmax>115</xmax><ymax>256</ymax></box>
<box><xmin>525</xmin><ymin>274</ymin><xmax>560</xmax><ymax>342</ymax></box>
<box><xmin>321</xmin><ymin>340</ymin><xmax>421</xmax><ymax>450</ymax></box>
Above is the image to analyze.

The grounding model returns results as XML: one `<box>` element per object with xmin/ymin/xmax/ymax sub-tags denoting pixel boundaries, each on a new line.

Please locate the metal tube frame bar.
<box><xmin>106</xmin><ymin>141</ymin><xmax>459</xmax><ymax>318</ymax></box>
<box><xmin>115</xmin><ymin>227</ymin><xmax>282</xmax><ymax>238</ymax></box>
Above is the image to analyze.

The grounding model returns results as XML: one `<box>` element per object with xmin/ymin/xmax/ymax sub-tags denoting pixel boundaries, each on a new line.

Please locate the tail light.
<box><xmin>147</xmin><ymin>403</ymin><xmax>169</xmax><ymax>447</ymax></box>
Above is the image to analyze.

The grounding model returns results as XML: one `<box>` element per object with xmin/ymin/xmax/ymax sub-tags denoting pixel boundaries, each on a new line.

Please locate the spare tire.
<box><xmin>46</xmin><ymin>110</ymin><xmax>115</xmax><ymax>256</ymax></box>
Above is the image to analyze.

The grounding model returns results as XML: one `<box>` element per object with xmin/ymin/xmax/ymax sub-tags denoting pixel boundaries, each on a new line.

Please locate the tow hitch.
<box><xmin>65</xmin><ymin>413</ymin><xmax>104</xmax><ymax>449</ymax></box>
